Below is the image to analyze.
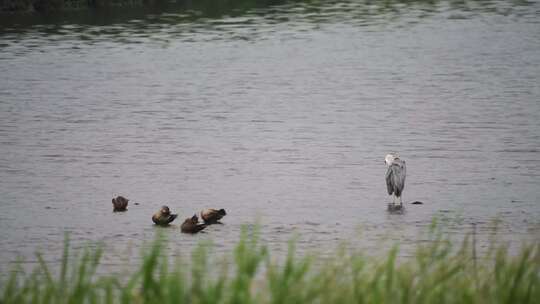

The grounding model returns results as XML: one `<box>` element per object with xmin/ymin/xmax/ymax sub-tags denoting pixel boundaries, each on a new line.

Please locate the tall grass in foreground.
<box><xmin>2</xmin><ymin>225</ymin><xmax>539</xmax><ymax>304</ymax></box>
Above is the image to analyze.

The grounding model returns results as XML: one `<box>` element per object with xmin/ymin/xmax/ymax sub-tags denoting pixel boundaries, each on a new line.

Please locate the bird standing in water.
<box><xmin>152</xmin><ymin>206</ymin><xmax>178</xmax><ymax>226</ymax></box>
<box><xmin>385</xmin><ymin>153</ymin><xmax>406</xmax><ymax>208</ymax></box>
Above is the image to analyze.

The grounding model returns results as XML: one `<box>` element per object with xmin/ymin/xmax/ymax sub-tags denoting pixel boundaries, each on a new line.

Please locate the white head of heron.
<box><xmin>385</xmin><ymin>153</ymin><xmax>399</xmax><ymax>166</ymax></box>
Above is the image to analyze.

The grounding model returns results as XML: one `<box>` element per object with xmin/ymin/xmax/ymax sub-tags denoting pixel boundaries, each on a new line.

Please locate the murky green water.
<box><xmin>1</xmin><ymin>0</ymin><xmax>539</xmax><ymax>274</ymax></box>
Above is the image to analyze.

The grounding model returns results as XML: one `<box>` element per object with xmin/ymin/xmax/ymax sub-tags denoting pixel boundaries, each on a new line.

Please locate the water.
<box><xmin>1</xmin><ymin>0</ymin><xmax>540</xmax><ymax>274</ymax></box>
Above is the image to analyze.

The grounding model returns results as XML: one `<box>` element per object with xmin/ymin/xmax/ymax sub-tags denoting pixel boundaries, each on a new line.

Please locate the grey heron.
<box><xmin>385</xmin><ymin>153</ymin><xmax>406</xmax><ymax>207</ymax></box>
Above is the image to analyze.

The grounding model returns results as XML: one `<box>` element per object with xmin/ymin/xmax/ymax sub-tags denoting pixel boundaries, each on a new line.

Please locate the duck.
<box><xmin>181</xmin><ymin>214</ymin><xmax>207</xmax><ymax>233</ymax></box>
<box><xmin>152</xmin><ymin>206</ymin><xmax>178</xmax><ymax>226</ymax></box>
<box><xmin>200</xmin><ymin>208</ymin><xmax>226</xmax><ymax>224</ymax></box>
<box><xmin>112</xmin><ymin>196</ymin><xmax>129</xmax><ymax>212</ymax></box>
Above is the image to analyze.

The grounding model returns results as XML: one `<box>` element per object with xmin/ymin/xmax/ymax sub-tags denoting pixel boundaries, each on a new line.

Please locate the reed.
<box><xmin>1</xmin><ymin>225</ymin><xmax>539</xmax><ymax>304</ymax></box>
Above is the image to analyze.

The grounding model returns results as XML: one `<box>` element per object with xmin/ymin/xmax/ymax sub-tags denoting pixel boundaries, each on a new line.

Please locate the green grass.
<box><xmin>1</xmin><ymin>225</ymin><xmax>539</xmax><ymax>304</ymax></box>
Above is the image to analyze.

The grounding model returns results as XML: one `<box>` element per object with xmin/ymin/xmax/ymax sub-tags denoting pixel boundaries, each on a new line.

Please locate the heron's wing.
<box><xmin>385</xmin><ymin>166</ymin><xmax>394</xmax><ymax>195</ymax></box>
<box><xmin>390</xmin><ymin>160</ymin><xmax>406</xmax><ymax>196</ymax></box>
<box><xmin>401</xmin><ymin>160</ymin><xmax>406</xmax><ymax>184</ymax></box>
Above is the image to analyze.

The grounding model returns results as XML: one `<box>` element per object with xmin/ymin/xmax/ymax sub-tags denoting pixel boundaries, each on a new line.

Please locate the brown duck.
<box><xmin>152</xmin><ymin>206</ymin><xmax>178</xmax><ymax>226</ymax></box>
<box><xmin>200</xmin><ymin>208</ymin><xmax>226</xmax><ymax>224</ymax></box>
<box><xmin>112</xmin><ymin>196</ymin><xmax>129</xmax><ymax>212</ymax></box>
<box><xmin>181</xmin><ymin>214</ymin><xmax>207</xmax><ymax>233</ymax></box>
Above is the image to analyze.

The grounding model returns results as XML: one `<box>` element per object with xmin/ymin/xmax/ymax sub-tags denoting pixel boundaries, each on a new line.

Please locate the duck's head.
<box><xmin>385</xmin><ymin>153</ymin><xmax>399</xmax><ymax>166</ymax></box>
<box><xmin>160</xmin><ymin>206</ymin><xmax>171</xmax><ymax>215</ymax></box>
<box><xmin>190</xmin><ymin>214</ymin><xmax>199</xmax><ymax>224</ymax></box>
<box><xmin>218</xmin><ymin>209</ymin><xmax>226</xmax><ymax>216</ymax></box>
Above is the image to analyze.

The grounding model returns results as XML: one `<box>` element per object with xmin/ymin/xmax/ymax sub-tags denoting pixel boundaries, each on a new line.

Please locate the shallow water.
<box><xmin>1</xmin><ymin>0</ymin><xmax>540</xmax><ymax>274</ymax></box>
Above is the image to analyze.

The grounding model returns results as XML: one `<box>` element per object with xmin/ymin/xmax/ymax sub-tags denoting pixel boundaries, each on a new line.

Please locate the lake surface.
<box><xmin>1</xmin><ymin>0</ymin><xmax>540</xmax><ymax>274</ymax></box>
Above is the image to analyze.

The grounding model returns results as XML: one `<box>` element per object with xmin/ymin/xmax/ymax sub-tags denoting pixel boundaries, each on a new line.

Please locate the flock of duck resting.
<box><xmin>112</xmin><ymin>195</ymin><xmax>226</xmax><ymax>233</ymax></box>
<box><xmin>111</xmin><ymin>153</ymin><xmax>409</xmax><ymax>234</ymax></box>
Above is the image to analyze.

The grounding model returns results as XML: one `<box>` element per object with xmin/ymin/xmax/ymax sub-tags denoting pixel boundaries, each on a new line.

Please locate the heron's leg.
<box><xmin>399</xmin><ymin>196</ymin><xmax>403</xmax><ymax>207</ymax></box>
<box><xmin>392</xmin><ymin>194</ymin><xmax>396</xmax><ymax>206</ymax></box>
